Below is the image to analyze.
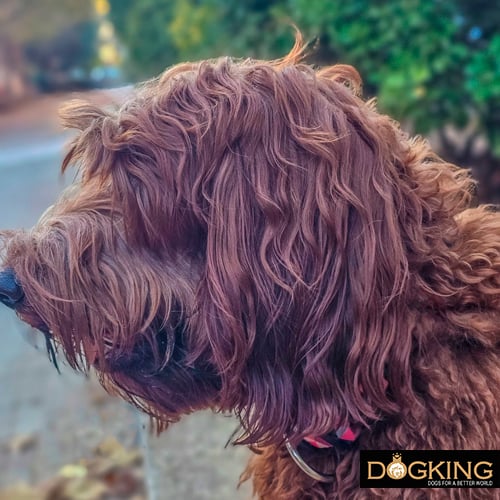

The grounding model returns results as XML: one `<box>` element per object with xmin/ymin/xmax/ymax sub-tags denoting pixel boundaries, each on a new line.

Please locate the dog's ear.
<box><xmin>194</xmin><ymin>104</ymin><xmax>413</xmax><ymax>445</ymax></box>
<box><xmin>191</xmin><ymin>70</ymin><xmax>474</xmax><ymax>446</ymax></box>
<box><xmin>59</xmin><ymin>100</ymin><xmax>113</xmax><ymax>177</ymax></box>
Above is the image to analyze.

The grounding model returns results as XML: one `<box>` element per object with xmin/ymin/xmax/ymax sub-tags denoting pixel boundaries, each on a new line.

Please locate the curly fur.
<box><xmin>1</xmin><ymin>37</ymin><xmax>499</xmax><ymax>498</ymax></box>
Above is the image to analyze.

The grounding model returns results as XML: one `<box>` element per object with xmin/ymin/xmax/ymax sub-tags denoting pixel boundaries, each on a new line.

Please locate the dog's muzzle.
<box><xmin>0</xmin><ymin>268</ymin><xmax>24</xmax><ymax>309</ymax></box>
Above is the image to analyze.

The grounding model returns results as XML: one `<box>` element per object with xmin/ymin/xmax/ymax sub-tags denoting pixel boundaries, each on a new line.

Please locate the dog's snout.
<box><xmin>0</xmin><ymin>268</ymin><xmax>24</xmax><ymax>309</ymax></box>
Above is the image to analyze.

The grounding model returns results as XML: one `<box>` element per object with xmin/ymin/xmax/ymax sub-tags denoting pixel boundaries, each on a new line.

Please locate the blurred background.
<box><xmin>0</xmin><ymin>0</ymin><xmax>499</xmax><ymax>499</ymax></box>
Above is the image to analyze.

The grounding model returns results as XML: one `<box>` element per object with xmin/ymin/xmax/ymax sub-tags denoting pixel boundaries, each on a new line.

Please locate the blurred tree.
<box><xmin>0</xmin><ymin>0</ymin><xmax>93</xmax><ymax>43</ymax></box>
<box><xmin>25</xmin><ymin>21</ymin><xmax>98</xmax><ymax>91</ymax></box>
<box><xmin>108</xmin><ymin>0</ymin><xmax>293</xmax><ymax>77</ymax></box>
<box><xmin>0</xmin><ymin>0</ymin><xmax>98</xmax><ymax>95</ymax></box>
<box><xmin>108</xmin><ymin>0</ymin><xmax>178</xmax><ymax>78</ymax></box>
<box><xmin>290</xmin><ymin>0</ymin><xmax>500</xmax><ymax>202</ymax></box>
<box><xmin>110</xmin><ymin>0</ymin><xmax>500</xmax><ymax>201</ymax></box>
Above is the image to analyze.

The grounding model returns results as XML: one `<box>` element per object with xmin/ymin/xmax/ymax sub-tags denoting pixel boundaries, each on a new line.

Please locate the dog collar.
<box><xmin>285</xmin><ymin>439</ymin><xmax>335</xmax><ymax>482</ymax></box>
<box><xmin>285</xmin><ymin>426</ymin><xmax>359</xmax><ymax>483</ymax></box>
<box><xmin>303</xmin><ymin>426</ymin><xmax>360</xmax><ymax>448</ymax></box>
<box><xmin>300</xmin><ymin>378</ymin><xmax>387</xmax><ymax>448</ymax></box>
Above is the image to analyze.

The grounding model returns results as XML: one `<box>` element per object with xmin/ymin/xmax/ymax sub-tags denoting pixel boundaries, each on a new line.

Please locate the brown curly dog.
<box><xmin>1</xmin><ymin>38</ymin><xmax>499</xmax><ymax>499</ymax></box>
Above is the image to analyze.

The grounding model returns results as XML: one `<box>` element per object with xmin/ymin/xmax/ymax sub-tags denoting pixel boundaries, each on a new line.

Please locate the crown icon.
<box><xmin>392</xmin><ymin>453</ymin><xmax>402</xmax><ymax>461</ymax></box>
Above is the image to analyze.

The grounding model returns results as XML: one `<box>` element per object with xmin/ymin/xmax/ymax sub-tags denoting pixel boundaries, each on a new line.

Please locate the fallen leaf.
<box><xmin>1</xmin><ymin>437</ymin><xmax>144</xmax><ymax>500</ymax></box>
<box><xmin>46</xmin><ymin>477</ymin><xmax>107</xmax><ymax>500</ymax></box>
<box><xmin>58</xmin><ymin>464</ymin><xmax>88</xmax><ymax>479</ymax></box>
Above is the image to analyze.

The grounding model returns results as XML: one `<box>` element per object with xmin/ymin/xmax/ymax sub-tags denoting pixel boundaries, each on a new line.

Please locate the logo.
<box><xmin>360</xmin><ymin>451</ymin><xmax>499</xmax><ymax>488</ymax></box>
<box><xmin>386</xmin><ymin>453</ymin><xmax>407</xmax><ymax>480</ymax></box>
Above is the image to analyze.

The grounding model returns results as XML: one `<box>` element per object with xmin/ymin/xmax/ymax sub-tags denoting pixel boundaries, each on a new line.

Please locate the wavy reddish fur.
<box><xmin>1</xmin><ymin>37</ymin><xmax>499</xmax><ymax>498</ymax></box>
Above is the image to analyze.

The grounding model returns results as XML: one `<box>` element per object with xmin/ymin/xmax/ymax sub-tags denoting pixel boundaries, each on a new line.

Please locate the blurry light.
<box><xmin>468</xmin><ymin>26</ymin><xmax>482</xmax><ymax>41</ymax></box>
<box><xmin>91</xmin><ymin>66</ymin><xmax>106</xmax><ymax>81</ymax></box>
<box><xmin>95</xmin><ymin>0</ymin><xmax>110</xmax><ymax>17</ymax></box>
<box><xmin>99</xmin><ymin>44</ymin><xmax>119</xmax><ymax>65</ymax></box>
<box><xmin>414</xmin><ymin>86</ymin><xmax>426</xmax><ymax>98</ymax></box>
<box><xmin>99</xmin><ymin>21</ymin><xmax>115</xmax><ymax>41</ymax></box>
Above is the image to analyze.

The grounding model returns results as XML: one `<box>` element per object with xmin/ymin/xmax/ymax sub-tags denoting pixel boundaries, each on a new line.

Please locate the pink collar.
<box><xmin>285</xmin><ymin>426</ymin><xmax>360</xmax><ymax>482</ymax></box>
<box><xmin>303</xmin><ymin>425</ymin><xmax>360</xmax><ymax>448</ymax></box>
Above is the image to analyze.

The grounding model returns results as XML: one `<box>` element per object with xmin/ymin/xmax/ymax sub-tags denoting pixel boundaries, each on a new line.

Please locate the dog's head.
<box><xmin>0</xmin><ymin>39</ymin><xmax>473</xmax><ymax>446</ymax></box>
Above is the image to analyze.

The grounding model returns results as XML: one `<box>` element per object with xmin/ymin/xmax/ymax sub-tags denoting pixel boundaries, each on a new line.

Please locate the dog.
<box><xmin>1</xmin><ymin>38</ymin><xmax>499</xmax><ymax>499</ymax></box>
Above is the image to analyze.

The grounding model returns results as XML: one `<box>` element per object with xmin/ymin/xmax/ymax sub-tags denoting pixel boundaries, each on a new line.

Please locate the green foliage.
<box><xmin>466</xmin><ymin>34</ymin><xmax>500</xmax><ymax>104</ymax></box>
<box><xmin>109</xmin><ymin>0</ymin><xmax>294</xmax><ymax>76</ymax></box>
<box><xmin>109</xmin><ymin>0</ymin><xmax>499</xmax><ymax>162</ymax></box>
<box><xmin>109</xmin><ymin>0</ymin><xmax>178</xmax><ymax>78</ymax></box>
<box><xmin>290</xmin><ymin>0</ymin><xmax>473</xmax><ymax>132</ymax></box>
<box><xmin>465</xmin><ymin>34</ymin><xmax>500</xmax><ymax>156</ymax></box>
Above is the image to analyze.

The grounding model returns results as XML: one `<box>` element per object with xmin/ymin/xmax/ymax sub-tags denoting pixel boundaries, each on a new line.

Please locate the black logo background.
<box><xmin>360</xmin><ymin>450</ymin><xmax>499</xmax><ymax>488</ymax></box>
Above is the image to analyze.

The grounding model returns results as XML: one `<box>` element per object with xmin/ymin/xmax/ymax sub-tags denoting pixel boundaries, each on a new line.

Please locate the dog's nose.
<box><xmin>0</xmin><ymin>268</ymin><xmax>24</xmax><ymax>309</ymax></box>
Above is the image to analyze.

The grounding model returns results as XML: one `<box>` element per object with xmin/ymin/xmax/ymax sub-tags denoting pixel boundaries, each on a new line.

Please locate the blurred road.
<box><xmin>0</xmin><ymin>93</ymin><xmax>250</xmax><ymax>499</ymax></box>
